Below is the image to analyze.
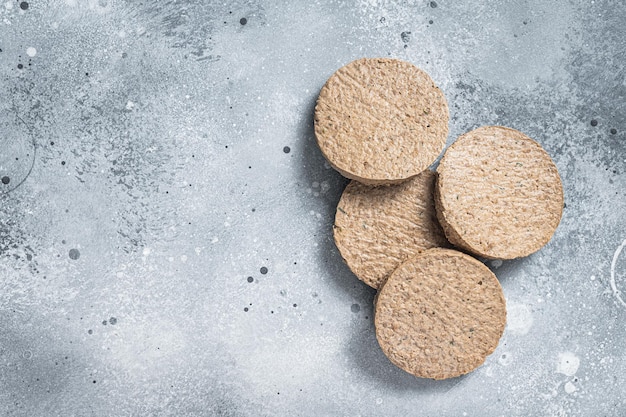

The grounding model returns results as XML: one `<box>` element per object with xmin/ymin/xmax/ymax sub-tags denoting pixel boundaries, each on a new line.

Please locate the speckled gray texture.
<box><xmin>0</xmin><ymin>1</ymin><xmax>624</xmax><ymax>416</ymax></box>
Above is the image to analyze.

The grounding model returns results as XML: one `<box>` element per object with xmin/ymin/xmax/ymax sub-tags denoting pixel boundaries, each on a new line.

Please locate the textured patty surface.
<box><xmin>375</xmin><ymin>248</ymin><xmax>507</xmax><ymax>380</ymax></box>
<box><xmin>315</xmin><ymin>58</ymin><xmax>449</xmax><ymax>184</ymax></box>
<box><xmin>435</xmin><ymin>126</ymin><xmax>563</xmax><ymax>259</ymax></box>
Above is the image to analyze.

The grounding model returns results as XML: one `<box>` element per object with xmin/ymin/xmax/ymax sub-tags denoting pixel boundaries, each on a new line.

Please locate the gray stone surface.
<box><xmin>1</xmin><ymin>0</ymin><xmax>625</xmax><ymax>415</ymax></box>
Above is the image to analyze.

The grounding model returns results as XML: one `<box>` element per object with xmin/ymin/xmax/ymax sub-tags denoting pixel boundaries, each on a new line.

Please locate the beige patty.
<box><xmin>375</xmin><ymin>248</ymin><xmax>507</xmax><ymax>380</ymax></box>
<box><xmin>314</xmin><ymin>58</ymin><xmax>449</xmax><ymax>185</ymax></box>
<box><xmin>333</xmin><ymin>170</ymin><xmax>450</xmax><ymax>289</ymax></box>
<box><xmin>435</xmin><ymin>126</ymin><xmax>564</xmax><ymax>259</ymax></box>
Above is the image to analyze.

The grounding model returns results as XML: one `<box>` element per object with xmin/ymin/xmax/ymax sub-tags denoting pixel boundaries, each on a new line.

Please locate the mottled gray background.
<box><xmin>1</xmin><ymin>0</ymin><xmax>625</xmax><ymax>415</ymax></box>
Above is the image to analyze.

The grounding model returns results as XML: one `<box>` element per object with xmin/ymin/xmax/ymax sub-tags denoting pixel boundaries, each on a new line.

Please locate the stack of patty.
<box><xmin>314</xmin><ymin>58</ymin><xmax>563</xmax><ymax>380</ymax></box>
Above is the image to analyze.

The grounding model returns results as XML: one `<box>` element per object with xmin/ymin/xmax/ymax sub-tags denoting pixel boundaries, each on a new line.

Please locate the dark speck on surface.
<box><xmin>20</xmin><ymin>2</ymin><xmax>29</xmax><ymax>10</ymax></box>
<box><xmin>293</xmin><ymin>303</ymin><xmax>297</xmax><ymax>307</ymax></box>
<box><xmin>401</xmin><ymin>31</ymin><xmax>411</xmax><ymax>44</ymax></box>
<box><xmin>351</xmin><ymin>303</ymin><xmax>361</xmax><ymax>313</ymax></box>
<box><xmin>1</xmin><ymin>176</ymin><xmax>10</xmax><ymax>185</ymax></box>
<box><xmin>87</xmin><ymin>329</ymin><xmax>93</xmax><ymax>334</ymax></box>
<box><xmin>247</xmin><ymin>276</ymin><xmax>254</xmax><ymax>283</ymax></box>
<box><xmin>17</xmin><ymin>64</ymin><xmax>23</xmax><ymax>69</ymax></box>
<box><xmin>610</xmin><ymin>128</ymin><xmax>617</xmax><ymax>134</ymax></box>
<box><xmin>68</xmin><ymin>248</ymin><xmax>80</xmax><ymax>260</ymax></box>
<box><xmin>244</xmin><ymin>307</ymin><xmax>249</xmax><ymax>312</ymax></box>
<box><xmin>102</xmin><ymin>320</ymin><xmax>107</xmax><ymax>325</ymax></box>
<box><xmin>283</xmin><ymin>146</ymin><xmax>291</xmax><ymax>154</ymax></box>
<box><xmin>240</xmin><ymin>17</ymin><xmax>247</xmax><ymax>25</ymax></box>
<box><xmin>590</xmin><ymin>119</ymin><xmax>598</xmax><ymax>126</ymax></box>
<box><xmin>430</xmin><ymin>1</ymin><xmax>437</xmax><ymax>8</ymax></box>
<box><xmin>429</xmin><ymin>19</ymin><xmax>434</xmax><ymax>24</ymax></box>
<box><xmin>260</xmin><ymin>266</ymin><xmax>268</xmax><ymax>274</ymax></box>
<box><xmin>109</xmin><ymin>317</ymin><xmax>117</xmax><ymax>325</ymax></box>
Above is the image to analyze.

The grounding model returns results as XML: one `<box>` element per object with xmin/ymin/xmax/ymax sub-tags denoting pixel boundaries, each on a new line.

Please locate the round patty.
<box><xmin>375</xmin><ymin>248</ymin><xmax>507</xmax><ymax>380</ymax></box>
<box><xmin>333</xmin><ymin>170</ymin><xmax>450</xmax><ymax>289</ymax></box>
<box><xmin>314</xmin><ymin>58</ymin><xmax>449</xmax><ymax>185</ymax></box>
<box><xmin>435</xmin><ymin>126</ymin><xmax>563</xmax><ymax>259</ymax></box>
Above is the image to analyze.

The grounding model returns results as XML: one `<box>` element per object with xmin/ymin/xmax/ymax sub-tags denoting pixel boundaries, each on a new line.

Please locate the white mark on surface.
<box><xmin>26</xmin><ymin>47</ymin><xmax>37</xmax><ymax>57</ymax></box>
<box><xmin>274</xmin><ymin>261</ymin><xmax>287</xmax><ymax>274</ymax></box>
<box><xmin>491</xmin><ymin>259</ymin><xmax>503</xmax><ymax>269</ymax></box>
<box><xmin>564</xmin><ymin>381</ymin><xmax>576</xmax><ymax>394</ymax></box>
<box><xmin>609</xmin><ymin>239</ymin><xmax>626</xmax><ymax>307</ymax></box>
<box><xmin>556</xmin><ymin>352</ymin><xmax>580</xmax><ymax>376</ymax></box>
<box><xmin>211</xmin><ymin>237</ymin><xmax>219</xmax><ymax>244</ymax></box>
<box><xmin>142</xmin><ymin>247</ymin><xmax>151</xmax><ymax>256</ymax></box>
<box><xmin>506</xmin><ymin>302</ymin><xmax>534</xmax><ymax>335</ymax></box>
<box><xmin>5</xmin><ymin>2</ymin><xmax>13</xmax><ymax>10</ymax></box>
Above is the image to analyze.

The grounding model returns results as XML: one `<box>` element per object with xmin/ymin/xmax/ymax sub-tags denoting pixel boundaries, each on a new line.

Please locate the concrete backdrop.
<box><xmin>1</xmin><ymin>0</ymin><xmax>625</xmax><ymax>415</ymax></box>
